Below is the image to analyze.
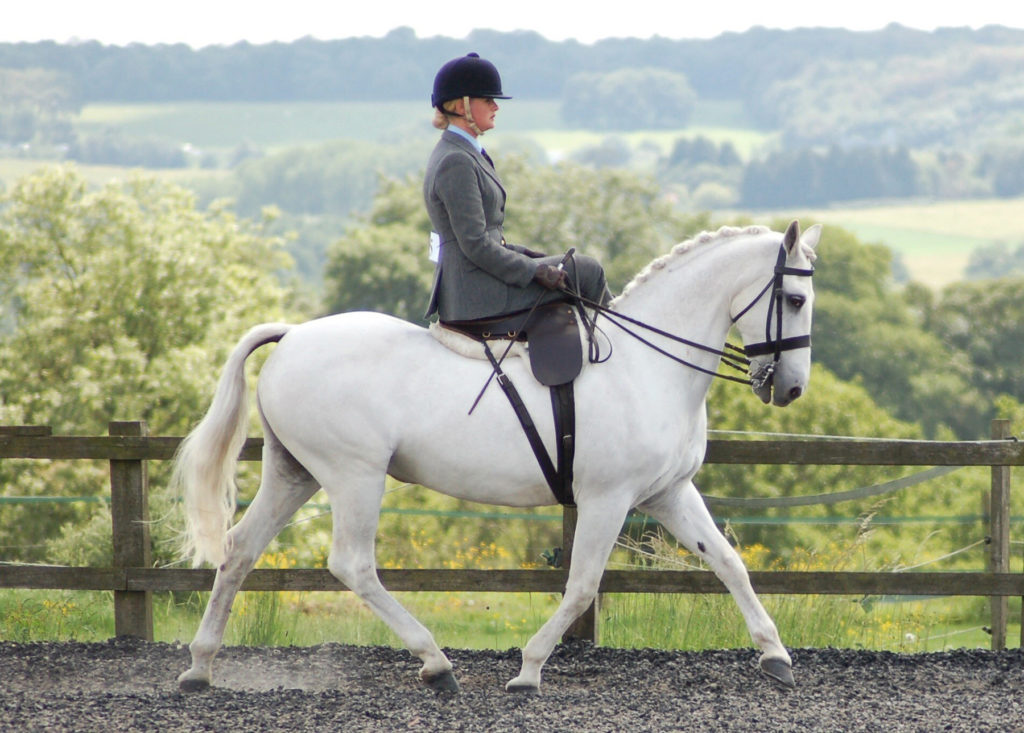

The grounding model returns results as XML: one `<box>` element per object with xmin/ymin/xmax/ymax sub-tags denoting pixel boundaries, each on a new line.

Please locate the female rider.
<box><xmin>423</xmin><ymin>52</ymin><xmax>611</xmax><ymax>323</ymax></box>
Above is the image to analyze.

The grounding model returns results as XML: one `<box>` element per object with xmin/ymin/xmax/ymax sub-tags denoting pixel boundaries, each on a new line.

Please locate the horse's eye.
<box><xmin>787</xmin><ymin>294</ymin><xmax>806</xmax><ymax>309</ymax></box>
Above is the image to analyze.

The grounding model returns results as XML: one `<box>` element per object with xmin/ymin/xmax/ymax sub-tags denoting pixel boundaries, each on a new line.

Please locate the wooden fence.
<box><xmin>0</xmin><ymin>420</ymin><xmax>1021</xmax><ymax>649</ymax></box>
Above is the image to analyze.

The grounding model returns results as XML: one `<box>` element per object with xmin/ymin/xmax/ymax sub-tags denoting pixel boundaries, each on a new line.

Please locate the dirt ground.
<box><xmin>1</xmin><ymin>638</ymin><xmax>1022</xmax><ymax>731</ymax></box>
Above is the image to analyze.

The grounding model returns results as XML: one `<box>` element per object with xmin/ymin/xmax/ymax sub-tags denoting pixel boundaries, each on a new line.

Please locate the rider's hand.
<box><xmin>534</xmin><ymin>264</ymin><xmax>567</xmax><ymax>290</ymax></box>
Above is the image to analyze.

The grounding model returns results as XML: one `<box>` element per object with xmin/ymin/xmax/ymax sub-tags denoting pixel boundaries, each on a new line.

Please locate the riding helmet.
<box><xmin>431</xmin><ymin>53</ymin><xmax>512</xmax><ymax>108</ymax></box>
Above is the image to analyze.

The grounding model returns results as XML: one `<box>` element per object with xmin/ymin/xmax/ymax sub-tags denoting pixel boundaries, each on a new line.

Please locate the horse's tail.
<box><xmin>174</xmin><ymin>323</ymin><xmax>292</xmax><ymax>568</ymax></box>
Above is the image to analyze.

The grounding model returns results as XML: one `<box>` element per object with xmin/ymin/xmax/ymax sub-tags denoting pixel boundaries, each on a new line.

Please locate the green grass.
<box><xmin>72</xmin><ymin>99</ymin><xmax>773</xmax><ymax>159</ymax></box>
<box><xmin>795</xmin><ymin>198</ymin><xmax>1024</xmax><ymax>287</ymax></box>
<box><xmin>77</xmin><ymin>101</ymin><xmax>433</xmax><ymax>149</ymax></box>
<box><xmin>2</xmin><ymin>587</ymin><xmax>1013</xmax><ymax>653</ymax></box>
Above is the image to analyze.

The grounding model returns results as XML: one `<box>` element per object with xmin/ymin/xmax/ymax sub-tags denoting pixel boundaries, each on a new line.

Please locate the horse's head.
<box><xmin>731</xmin><ymin>220</ymin><xmax>820</xmax><ymax>407</ymax></box>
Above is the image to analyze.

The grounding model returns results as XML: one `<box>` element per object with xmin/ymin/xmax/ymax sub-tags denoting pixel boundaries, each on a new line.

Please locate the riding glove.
<box><xmin>534</xmin><ymin>264</ymin><xmax>568</xmax><ymax>290</ymax></box>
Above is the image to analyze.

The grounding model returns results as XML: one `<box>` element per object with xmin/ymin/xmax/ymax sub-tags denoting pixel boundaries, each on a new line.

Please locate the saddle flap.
<box><xmin>527</xmin><ymin>303</ymin><xmax>583</xmax><ymax>386</ymax></box>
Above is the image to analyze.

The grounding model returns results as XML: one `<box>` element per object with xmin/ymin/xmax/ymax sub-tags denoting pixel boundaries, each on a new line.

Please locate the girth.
<box><xmin>443</xmin><ymin>302</ymin><xmax>579</xmax><ymax>506</ymax></box>
<box><xmin>480</xmin><ymin>343</ymin><xmax>576</xmax><ymax>506</ymax></box>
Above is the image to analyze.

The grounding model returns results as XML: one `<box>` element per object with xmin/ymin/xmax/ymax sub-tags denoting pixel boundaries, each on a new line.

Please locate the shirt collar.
<box><xmin>447</xmin><ymin>124</ymin><xmax>482</xmax><ymax>152</ymax></box>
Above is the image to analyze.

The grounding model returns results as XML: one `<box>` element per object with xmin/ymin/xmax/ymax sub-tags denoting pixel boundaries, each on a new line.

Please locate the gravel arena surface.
<box><xmin>2</xmin><ymin>639</ymin><xmax>1023</xmax><ymax>731</ymax></box>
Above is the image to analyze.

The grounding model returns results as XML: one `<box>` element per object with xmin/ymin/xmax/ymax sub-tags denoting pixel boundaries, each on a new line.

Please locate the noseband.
<box><xmin>730</xmin><ymin>244</ymin><xmax>815</xmax><ymax>389</ymax></box>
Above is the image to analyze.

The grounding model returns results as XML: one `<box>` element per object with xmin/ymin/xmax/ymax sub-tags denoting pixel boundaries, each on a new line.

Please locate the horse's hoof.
<box><xmin>505</xmin><ymin>683</ymin><xmax>540</xmax><ymax>694</ymax></box>
<box><xmin>422</xmin><ymin>669</ymin><xmax>460</xmax><ymax>693</ymax></box>
<box><xmin>760</xmin><ymin>657</ymin><xmax>795</xmax><ymax>688</ymax></box>
<box><xmin>178</xmin><ymin>676</ymin><xmax>211</xmax><ymax>693</ymax></box>
<box><xmin>505</xmin><ymin>674</ymin><xmax>540</xmax><ymax>693</ymax></box>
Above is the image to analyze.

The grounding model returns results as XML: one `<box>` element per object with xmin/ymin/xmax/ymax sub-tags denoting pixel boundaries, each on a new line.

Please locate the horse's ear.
<box><xmin>783</xmin><ymin>220</ymin><xmax>801</xmax><ymax>253</ymax></box>
<box><xmin>801</xmin><ymin>223</ymin><xmax>822</xmax><ymax>252</ymax></box>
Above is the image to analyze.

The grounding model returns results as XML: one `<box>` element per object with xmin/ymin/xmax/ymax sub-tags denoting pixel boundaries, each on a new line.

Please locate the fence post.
<box><xmin>110</xmin><ymin>420</ymin><xmax>153</xmax><ymax>640</ymax></box>
<box><xmin>561</xmin><ymin>505</ymin><xmax>599</xmax><ymax>643</ymax></box>
<box><xmin>989</xmin><ymin>419</ymin><xmax>1011</xmax><ymax>650</ymax></box>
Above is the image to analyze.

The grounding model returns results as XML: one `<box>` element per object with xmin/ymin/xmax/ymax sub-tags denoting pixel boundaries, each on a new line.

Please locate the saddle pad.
<box><xmin>429</xmin><ymin>321</ymin><xmax>528</xmax><ymax>360</ymax></box>
<box><xmin>429</xmin><ymin>303</ymin><xmax>585</xmax><ymax>386</ymax></box>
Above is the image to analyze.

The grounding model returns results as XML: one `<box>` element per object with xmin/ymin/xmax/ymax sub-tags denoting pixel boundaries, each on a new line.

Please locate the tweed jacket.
<box><xmin>423</xmin><ymin>130</ymin><xmax>538</xmax><ymax>321</ymax></box>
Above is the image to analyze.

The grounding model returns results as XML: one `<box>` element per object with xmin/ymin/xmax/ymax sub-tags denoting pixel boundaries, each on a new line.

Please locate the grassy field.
<box><xmin>793</xmin><ymin>198</ymin><xmax>1024</xmax><ymax>288</ymax></box>
<box><xmin>78</xmin><ymin>101</ymin><xmax>435</xmax><ymax>150</ymax></box>
<box><xmin>1</xmin><ymin>584</ymin><xmax>1010</xmax><ymax>652</ymax></box>
<box><xmin>74</xmin><ymin>99</ymin><xmax>773</xmax><ymax>156</ymax></box>
<box><xmin>2</xmin><ymin>532</ymin><xmax>1014</xmax><ymax>651</ymax></box>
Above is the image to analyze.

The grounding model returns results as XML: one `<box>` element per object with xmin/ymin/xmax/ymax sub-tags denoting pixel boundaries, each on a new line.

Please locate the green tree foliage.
<box><xmin>0</xmin><ymin>68</ymin><xmax>79</xmax><ymax>145</ymax></box>
<box><xmin>560</xmin><ymin>68</ymin><xmax>697</xmax><ymax>131</ymax></box>
<box><xmin>323</xmin><ymin>175</ymin><xmax>435</xmax><ymax>322</ymax></box>
<box><xmin>965</xmin><ymin>240</ymin><xmax>1024</xmax><ymax>279</ymax></box>
<box><xmin>751</xmin><ymin>45</ymin><xmax>1024</xmax><ymax>149</ymax></box>
<box><xmin>702</xmin><ymin>365</ymin><xmax>988</xmax><ymax>564</ymax></box>
<box><xmin>741</xmin><ymin>146</ymin><xmax>919</xmax><ymax>207</ymax></box>
<box><xmin>977</xmin><ymin>146</ymin><xmax>1024</xmax><ymax>196</ymax></box>
<box><xmin>919</xmin><ymin>277</ymin><xmax>1024</xmax><ymax>404</ymax></box>
<box><xmin>0</xmin><ymin>166</ymin><xmax>295</xmax><ymax>563</ymax></box>
<box><xmin>5</xmin><ymin>25</ymin><xmax>1016</xmax><ymax>111</ymax></box>
<box><xmin>799</xmin><ymin>224</ymin><xmax>988</xmax><ymax>439</ymax></box>
<box><xmin>232</xmin><ymin>139</ymin><xmax>433</xmax><ymax>219</ymax></box>
<box><xmin>66</xmin><ymin>130</ymin><xmax>187</xmax><ymax>168</ymax></box>
<box><xmin>499</xmin><ymin>157</ymin><xmax>707</xmax><ymax>291</ymax></box>
<box><xmin>657</xmin><ymin>135</ymin><xmax>743</xmax><ymax>206</ymax></box>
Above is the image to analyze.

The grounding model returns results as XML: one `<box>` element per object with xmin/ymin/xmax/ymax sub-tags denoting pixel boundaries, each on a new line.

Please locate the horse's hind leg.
<box><xmin>178</xmin><ymin>434</ymin><xmax>319</xmax><ymax>692</ymax></box>
<box><xmin>320</xmin><ymin>469</ymin><xmax>457</xmax><ymax>692</ymax></box>
<box><xmin>638</xmin><ymin>481</ymin><xmax>794</xmax><ymax>687</ymax></box>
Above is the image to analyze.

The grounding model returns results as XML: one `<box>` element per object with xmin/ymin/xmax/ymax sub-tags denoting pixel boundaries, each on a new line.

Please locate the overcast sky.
<box><xmin>5</xmin><ymin>1</ymin><xmax>1023</xmax><ymax>47</ymax></box>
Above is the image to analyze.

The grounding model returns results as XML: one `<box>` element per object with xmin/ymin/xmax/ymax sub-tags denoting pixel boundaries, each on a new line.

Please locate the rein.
<box><xmin>569</xmin><ymin>243</ymin><xmax>814</xmax><ymax>387</ymax></box>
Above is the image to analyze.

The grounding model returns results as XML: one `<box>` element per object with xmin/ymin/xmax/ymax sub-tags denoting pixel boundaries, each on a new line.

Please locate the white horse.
<box><xmin>175</xmin><ymin>221</ymin><xmax>820</xmax><ymax>693</ymax></box>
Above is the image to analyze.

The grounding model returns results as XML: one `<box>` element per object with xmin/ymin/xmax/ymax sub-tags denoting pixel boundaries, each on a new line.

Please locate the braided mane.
<box><xmin>613</xmin><ymin>225</ymin><xmax>771</xmax><ymax>304</ymax></box>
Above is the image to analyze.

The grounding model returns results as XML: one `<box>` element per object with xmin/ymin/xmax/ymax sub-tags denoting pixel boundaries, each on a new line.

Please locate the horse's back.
<box><xmin>290</xmin><ymin>310</ymin><xmax>424</xmax><ymax>342</ymax></box>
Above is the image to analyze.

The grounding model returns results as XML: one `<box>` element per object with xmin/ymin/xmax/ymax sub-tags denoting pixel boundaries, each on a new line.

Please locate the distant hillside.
<box><xmin>1</xmin><ymin>24</ymin><xmax>1021</xmax><ymax>105</ymax></box>
<box><xmin>4</xmin><ymin>25</ymin><xmax>1024</xmax><ymax>216</ymax></box>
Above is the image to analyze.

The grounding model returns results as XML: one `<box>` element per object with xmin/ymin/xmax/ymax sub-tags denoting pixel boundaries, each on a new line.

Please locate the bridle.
<box><xmin>568</xmin><ymin>243</ymin><xmax>814</xmax><ymax>388</ymax></box>
<box><xmin>728</xmin><ymin>244</ymin><xmax>815</xmax><ymax>390</ymax></box>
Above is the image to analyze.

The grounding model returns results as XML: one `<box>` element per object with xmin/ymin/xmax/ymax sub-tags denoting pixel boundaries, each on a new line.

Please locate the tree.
<box><xmin>232</xmin><ymin>139</ymin><xmax>432</xmax><ymax>219</ymax></box>
<box><xmin>657</xmin><ymin>136</ymin><xmax>743</xmax><ymax>204</ymax></box>
<box><xmin>701</xmin><ymin>364</ymin><xmax>988</xmax><ymax>562</ymax></box>
<box><xmin>923</xmin><ymin>277</ymin><xmax>1024</xmax><ymax>404</ymax></box>
<box><xmin>740</xmin><ymin>147</ymin><xmax>920</xmax><ymax>207</ymax></box>
<box><xmin>0</xmin><ymin>166</ymin><xmax>296</xmax><ymax>563</ymax></box>
<box><xmin>791</xmin><ymin>223</ymin><xmax>988</xmax><ymax>438</ymax></box>
<box><xmin>0</xmin><ymin>68</ymin><xmax>79</xmax><ymax>145</ymax></box>
<box><xmin>66</xmin><ymin>130</ymin><xmax>188</xmax><ymax>168</ymax></box>
<box><xmin>561</xmin><ymin>68</ymin><xmax>697</xmax><ymax>131</ymax></box>
<box><xmin>323</xmin><ymin>175</ymin><xmax>435</xmax><ymax>322</ymax></box>
<box><xmin>499</xmin><ymin>157</ymin><xmax>707</xmax><ymax>290</ymax></box>
<box><xmin>965</xmin><ymin>240</ymin><xmax>1024</xmax><ymax>279</ymax></box>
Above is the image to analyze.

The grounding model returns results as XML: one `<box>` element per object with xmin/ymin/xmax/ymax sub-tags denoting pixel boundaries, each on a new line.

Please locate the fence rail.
<box><xmin>0</xmin><ymin>421</ymin><xmax>1020</xmax><ymax>648</ymax></box>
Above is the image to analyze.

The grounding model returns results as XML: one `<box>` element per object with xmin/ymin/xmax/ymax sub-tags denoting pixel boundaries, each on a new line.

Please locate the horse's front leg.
<box><xmin>507</xmin><ymin>496</ymin><xmax>630</xmax><ymax>692</ymax></box>
<box><xmin>638</xmin><ymin>481</ymin><xmax>794</xmax><ymax>687</ymax></box>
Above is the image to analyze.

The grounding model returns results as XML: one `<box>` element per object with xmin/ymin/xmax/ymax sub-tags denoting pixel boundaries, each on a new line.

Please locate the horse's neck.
<box><xmin>611</xmin><ymin>235</ymin><xmax>767</xmax><ymax>359</ymax></box>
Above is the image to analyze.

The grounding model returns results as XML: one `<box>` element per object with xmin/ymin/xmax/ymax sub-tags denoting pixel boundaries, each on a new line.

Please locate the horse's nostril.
<box><xmin>789</xmin><ymin>386</ymin><xmax>803</xmax><ymax>400</ymax></box>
